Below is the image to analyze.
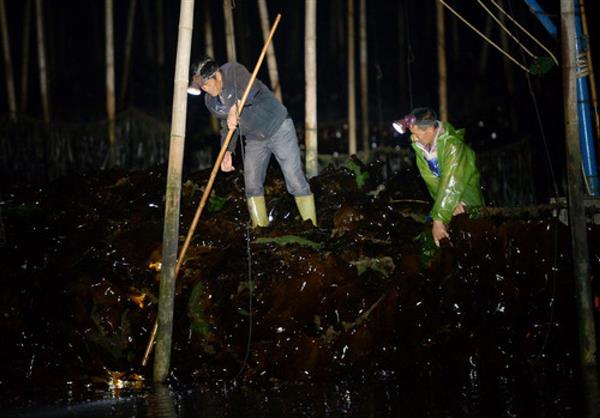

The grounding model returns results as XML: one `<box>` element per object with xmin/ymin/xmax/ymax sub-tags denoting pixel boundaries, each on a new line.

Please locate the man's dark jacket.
<box><xmin>204</xmin><ymin>62</ymin><xmax>288</xmax><ymax>153</ymax></box>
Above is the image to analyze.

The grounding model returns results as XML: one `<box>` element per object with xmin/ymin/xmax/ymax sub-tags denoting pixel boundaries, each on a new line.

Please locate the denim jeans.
<box><xmin>243</xmin><ymin>118</ymin><xmax>312</xmax><ymax>197</ymax></box>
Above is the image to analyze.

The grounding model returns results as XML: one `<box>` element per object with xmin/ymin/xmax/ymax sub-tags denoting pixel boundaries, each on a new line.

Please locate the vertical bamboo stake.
<box><xmin>105</xmin><ymin>0</ymin><xmax>116</xmax><ymax>166</ymax></box>
<box><xmin>436</xmin><ymin>0</ymin><xmax>448</xmax><ymax>121</ymax></box>
<box><xmin>0</xmin><ymin>0</ymin><xmax>16</xmax><ymax>120</ymax></box>
<box><xmin>397</xmin><ymin>2</ymin><xmax>407</xmax><ymax>109</ymax></box>
<box><xmin>157</xmin><ymin>0</ymin><xmax>165</xmax><ymax>114</ymax></box>
<box><xmin>120</xmin><ymin>0</ymin><xmax>137</xmax><ymax>107</ymax></box>
<box><xmin>359</xmin><ymin>0</ymin><xmax>368</xmax><ymax>151</ymax></box>
<box><xmin>203</xmin><ymin>0</ymin><xmax>219</xmax><ymax>135</ymax></box>
<box><xmin>305</xmin><ymin>0</ymin><xmax>318</xmax><ymax>178</ymax></box>
<box><xmin>153</xmin><ymin>0</ymin><xmax>195</xmax><ymax>384</ymax></box>
<box><xmin>223</xmin><ymin>0</ymin><xmax>237</xmax><ymax>62</ymax></box>
<box><xmin>142</xmin><ymin>1</ymin><xmax>154</xmax><ymax>61</ymax></box>
<box><xmin>560</xmin><ymin>0</ymin><xmax>600</xmax><ymax>414</ymax></box>
<box><xmin>499</xmin><ymin>0</ymin><xmax>518</xmax><ymax>131</ymax></box>
<box><xmin>347</xmin><ymin>0</ymin><xmax>356</xmax><ymax>156</ymax></box>
<box><xmin>257</xmin><ymin>0</ymin><xmax>282</xmax><ymax>101</ymax></box>
<box><xmin>20</xmin><ymin>0</ymin><xmax>32</xmax><ymax>113</ymax></box>
<box><xmin>35</xmin><ymin>0</ymin><xmax>50</xmax><ymax>123</ymax></box>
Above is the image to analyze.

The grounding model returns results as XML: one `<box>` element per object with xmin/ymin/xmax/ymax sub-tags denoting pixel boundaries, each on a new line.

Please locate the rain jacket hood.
<box><xmin>411</xmin><ymin>121</ymin><xmax>484</xmax><ymax>224</ymax></box>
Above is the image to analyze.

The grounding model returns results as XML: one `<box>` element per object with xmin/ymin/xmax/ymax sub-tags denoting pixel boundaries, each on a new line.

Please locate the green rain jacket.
<box><xmin>411</xmin><ymin>121</ymin><xmax>484</xmax><ymax>224</ymax></box>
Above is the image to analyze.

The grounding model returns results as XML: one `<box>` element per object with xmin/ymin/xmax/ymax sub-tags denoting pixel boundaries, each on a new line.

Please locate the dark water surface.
<box><xmin>1</xmin><ymin>160</ymin><xmax>599</xmax><ymax>416</ymax></box>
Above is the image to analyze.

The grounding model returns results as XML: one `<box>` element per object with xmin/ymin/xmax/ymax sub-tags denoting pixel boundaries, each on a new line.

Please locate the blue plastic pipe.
<box><xmin>573</xmin><ymin>0</ymin><xmax>600</xmax><ymax>195</ymax></box>
<box><xmin>522</xmin><ymin>0</ymin><xmax>557</xmax><ymax>39</ymax></box>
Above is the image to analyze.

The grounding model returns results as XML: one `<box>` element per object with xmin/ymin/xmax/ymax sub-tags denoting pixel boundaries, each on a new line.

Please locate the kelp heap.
<box><xmin>1</xmin><ymin>156</ymin><xmax>600</xmax><ymax>412</ymax></box>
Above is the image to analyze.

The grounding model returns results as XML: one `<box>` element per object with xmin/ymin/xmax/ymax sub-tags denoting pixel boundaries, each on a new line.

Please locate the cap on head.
<box><xmin>187</xmin><ymin>56</ymin><xmax>219</xmax><ymax>95</ymax></box>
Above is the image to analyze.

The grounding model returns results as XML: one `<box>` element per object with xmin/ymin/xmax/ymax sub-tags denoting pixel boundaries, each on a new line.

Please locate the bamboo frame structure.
<box><xmin>258</xmin><ymin>0</ymin><xmax>282</xmax><ymax>101</ymax></box>
<box><xmin>203</xmin><ymin>0</ymin><xmax>220</xmax><ymax>134</ymax></box>
<box><xmin>305</xmin><ymin>0</ymin><xmax>318</xmax><ymax>178</ymax></box>
<box><xmin>120</xmin><ymin>0</ymin><xmax>137</xmax><ymax>107</ymax></box>
<box><xmin>20</xmin><ymin>0</ymin><xmax>31</xmax><ymax>113</ymax></box>
<box><xmin>436</xmin><ymin>0</ymin><xmax>448</xmax><ymax>121</ymax></box>
<box><xmin>560</xmin><ymin>0</ymin><xmax>600</xmax><ymax>413</ymax></box>
<box><xmin>105</xmin><ymin>0</ymin><xmax>116</xmax><ymax>166</ymax></box>
<box><xmin>0</xmin><ymin>0</ymin><xmax>17</xmax><ymax>119</ymax></box>
<box><xmin>223</xmin><ymin>0</ymin><xmax>237</xmax><ymax>62</ymax></box>
<box><xmin>347</xmin><ymin>0</ymin><xmax>357</xmax><ymax>155</ymax></box>
<box><xmin>143</xmin><ymin>14</ymin><xmax>282</xmax><ymax>368</ymax></box>
<box><xmin>359</xmin><ymin>0</ymin><xmax>368</xmax><ymax>152</ymax></box>
<box><xmin>153</xmin><ymin>0</ymin><xmax>196</xmax><ymax>383</ymax></box>
<box><xmin>35</xmin><ymin>0</ymin><xmax>50</xmax><ymax>123</ymax></box>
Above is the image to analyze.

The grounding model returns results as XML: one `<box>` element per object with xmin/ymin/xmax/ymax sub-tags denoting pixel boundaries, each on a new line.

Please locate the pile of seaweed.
<box><xmin>1</xmin><ymin>157</ymin><xmax>598</xmax><ymax>414</ymax></box>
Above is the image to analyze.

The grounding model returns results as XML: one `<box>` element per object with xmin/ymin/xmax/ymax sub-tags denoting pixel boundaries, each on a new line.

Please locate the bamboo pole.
<box><xmin>359</xmin><ymin>0</ymin><xmax>368</xmax><ymax>151</ymax></box>
<box><xmin>305</xmin><ymin>0</ymin><xmax>318</xmax><ymax>178</ymax></box>
<box><xmin>105</xmin><ymin>0</ymin><xmax>116</xmax><ymax>166</ymax></box>
<box><xmin>436</xmin><ymin>0</ymin><xmax>448</xmax><ymax>121</ymax></box>
<box><xmin>157</xmin><ymin>0</ymin><xmax>165</xmax><ymax>115</ymax></box>
<box><xmin>143</xmin><ymin>15</ymin><xmax>282</xmax><ymax>368</ymax></box>
<box><xmin>35</xmin><ymin>0</ymin><xmax>50</xmax><ymax>123</ymax></box>
<box><xmin>223</xmin><ymin>0</ymin><xmax>237</xmax><ymax>62</ymax></box>
<box><xmin>579</xmin><ymin>0</ymin><xmax>600</xmax><ymax>145</ymax></box>
<box><xmin>142</xmin><ymin>1</ymin><xmax>154</xmax><ymax>61</ymax></box>
<box><xmin>120</xmin><ymin>0</ymin><xmax>137</xmax><ymax>107</ymax></box>
<box><xmin>153</xmin><ymin>0</ymin><xmax>196</xmax><ymax>383</ymax></box>
<box><xmin>0</xmin><ymin>0</ymin><xmax>16</xmax><ymax>119</ymax></box>
<box><xmin>560</xmin><ymin>1</ymin><xmax>600</xmax><ymax>414</ymax></box>
<box><xmin>347</xmin><ymin>0</ymin><xmax>357</xmax><ymax>156</ymax></box>
<box><xmin>499</xmin><ymin>0</ymin><xmax>518</xmax><ymax>131</ymax></box>
<box><xmin>203</xmin><ymin>0</ymin><xmax>219</xmax><ymax>135</ymax></box>
<box><xmin>257</xmin><ymin>0</ymin><xmax>282</xmax><ymax>101</ymax></box>
<box><xmin>20</xmin><ymin>0</ymin><xmax>32</xmax><ymax>113</ymax></box>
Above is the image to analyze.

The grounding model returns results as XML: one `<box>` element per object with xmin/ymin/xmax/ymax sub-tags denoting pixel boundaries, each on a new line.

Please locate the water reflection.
<box><xmin>146</xmin><ymin>384</ymin><xmax>177</xmax><ymax>418</ymax></box>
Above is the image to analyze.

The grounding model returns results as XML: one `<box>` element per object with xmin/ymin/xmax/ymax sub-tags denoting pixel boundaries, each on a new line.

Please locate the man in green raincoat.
<box><xmin>393</xmin><ymin>107</ymin><xmax>484</xmax><ymax>246</ymax></box>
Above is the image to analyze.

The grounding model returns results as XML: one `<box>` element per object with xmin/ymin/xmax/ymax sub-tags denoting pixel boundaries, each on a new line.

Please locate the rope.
<box><xmin>482</xmin><ymin>0</ymin><xmax>558</xmax><ymax>66</ymax></box>
<box><xmin>438</xmin><ymin>0</ymin><xmax>530</xmax><ymax>73</ymax></box>
<box><xmin>231</xmin><ymin>62</ymin><xmax>254</xmax><ymax>381</ymax></box>
<box><xmin>477</xmin><ymin>0</ymin><xmax>536</xmax><ymax>60</ymax></box>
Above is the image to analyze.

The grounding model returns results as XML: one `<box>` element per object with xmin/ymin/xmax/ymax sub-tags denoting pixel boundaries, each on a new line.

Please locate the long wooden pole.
<box><xmin>143</xmin><ymin>14</ymin><xmax>282</xmax><ymax>368</ymax></box>
<box><xmin>305</xmin><ymin>0</ymin><xmax>318</xmax><ymax>178</ymax></box>
<box><xmin>257</xmin><ymin>0</ymin><xmax>282</xmax><ymax>101</ymax></box>
<box><xmin>347</xmin><ymin>0</ymin><xmax>357</xmax><ymax>156</ymax></box>
<box><xmin>153</xmin><ymin>0</ymin><xmax>196</xmax><ymax>383</ymax></box>
<box><xmin>560</xmin><ymin>1</ymin><xmax>600</xmax><ymax>414</ymax></box>
<box><xmin>0</xmin><ymin>0</ymin><xmax>17</xmax><ymax>120</ymax></box>
<box><xmin>105</xmin><ymin>0</ymin><xmax>116</xmax><ymax>166</ymax></box>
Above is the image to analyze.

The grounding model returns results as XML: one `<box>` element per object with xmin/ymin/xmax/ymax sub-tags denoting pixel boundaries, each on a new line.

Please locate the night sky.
<box><xmin>1</xmin><ymin>0</ymin><xmax>600</xmax><ymax>200</ymax></box>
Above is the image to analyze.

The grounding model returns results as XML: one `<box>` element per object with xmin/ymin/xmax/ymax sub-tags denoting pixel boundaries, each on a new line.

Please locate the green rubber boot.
<box><xmin>294</xmin><ymin>194</ymin><xmax>317</xmax><ymax>226</ymax></box>
<box><xmin>247</xmin><ymin>196</ymin><xmax>269</xmax><ymax>228</ymax></box>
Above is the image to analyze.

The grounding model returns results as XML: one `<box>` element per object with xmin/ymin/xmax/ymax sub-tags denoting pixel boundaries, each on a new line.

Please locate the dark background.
<box><xmin>1</xmin><ymin>0</ymin><xmax>599</xmax><ymax>202</ymax></box>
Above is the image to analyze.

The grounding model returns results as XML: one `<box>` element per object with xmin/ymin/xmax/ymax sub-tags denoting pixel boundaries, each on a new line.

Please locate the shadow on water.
<box><xmin>2</xmin><ymin>158</ymin><xmax>600</xmax><ymax>417</ymax></box>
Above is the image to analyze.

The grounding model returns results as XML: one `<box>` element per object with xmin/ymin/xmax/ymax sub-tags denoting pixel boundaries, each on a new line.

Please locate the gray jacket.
<box><xmin>204</xmin><ymin>62</ymin><xmax>289</xmax><ymax>153</ymax></box>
